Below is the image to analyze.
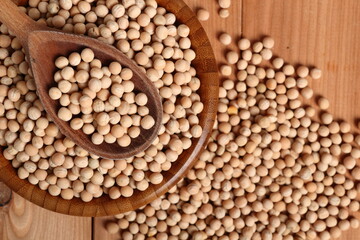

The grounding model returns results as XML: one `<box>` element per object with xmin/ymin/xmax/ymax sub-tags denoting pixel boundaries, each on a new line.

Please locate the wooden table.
<box><xmin>1</xmin><ymin>0</ymin><xmax>360</xmax><ymax>239</ymax></box>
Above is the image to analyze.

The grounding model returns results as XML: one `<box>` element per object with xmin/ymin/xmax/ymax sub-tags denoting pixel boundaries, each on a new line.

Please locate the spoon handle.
<box><xmin>0</xmin><ymin>0</ymin><xmax>43</xmax><ymax>46</ymax></box>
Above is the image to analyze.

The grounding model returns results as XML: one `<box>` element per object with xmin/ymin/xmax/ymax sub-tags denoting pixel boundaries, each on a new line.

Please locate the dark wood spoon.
<box><xmin>0</xmin><ymin>0</ymin><xmax>163</xmax><ymax>160</ymax></box>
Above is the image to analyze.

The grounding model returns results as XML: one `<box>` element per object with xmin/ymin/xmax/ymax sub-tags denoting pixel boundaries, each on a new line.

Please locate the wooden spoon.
<box><xmin>0</xmin><ymin>0</ymin><xmax>163</xmax><ymax>160</ymax></box>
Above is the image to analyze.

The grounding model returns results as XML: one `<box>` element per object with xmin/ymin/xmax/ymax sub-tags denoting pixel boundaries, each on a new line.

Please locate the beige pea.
<box><xmin>55</xmin><ymin>56</ymin><xmax>69</xmax><ymax>69</ymax></box>
<box><xmin>219</xmin><ymin>8</ymin><xmax>230</xmax><ymax>18</ymax></box>
<box><xmin>178</xmin><ymin>24</ymin><xmax>190</xmax><ymax>38</ymax></box>
<box><xmin>261</xmin><ymin>37</ymin><xmax>275</xmax><ymax>49</ymax></box>
<box><xmin>28</xmin><ymin>107</ymin><xmax>42</xmax><ymax>120</ymax></box>
<box><xmin>238</xmin><ymin>38</ymin><xmax>251</xmax><ymax>50</ymax></box>
<box><xmin>111</xmin><ymin>4</ymin><xmax>125</xmax><ymax>18</ymax></box>
<box><xmin>109</xmin><ymin>61</ymin><xmax>122</xmax><ymax>75</ymax></box>
<box><xmin>58</xmin><ymin>80</ymin><xmax>72</xmax><ymax>93</ymax></box>
<box><xmin>226</xmin><ymin>51</ymin><xmax>239</xmax><ymax>65</ymax></box>
<box><xmin>219</xmin><ymin>33</ymin><xmax>232</xmax><ymax>45</ymax></box>
<box><xmin>60</xmin><ymin>66</ymin><xmax>75</xmax><ymax>81</ymax></box>
<box><xmin>321</xmin><ymin>112</ymin><xmax>333</xmax><ymax>125</ymax></box>
<box><xmin>79</xmin><ymin>95</ymin><xmax>93</xmax><ymax>108</ymax></box>
<box><xmin>260</xmin><ymin>48</ymin><xmax>273</xmax><ymax>61</ymax></box>
<box><xmin>190</xmin><ymin>125</ymin><xmax>203</xmax><ymax>138</ymax></box>
<box><xmin>106</xmin><ymin>221</ymin><xmax>120</xmax><ymax>234</ymax></box>
<box><xmin>96</xmin><ymin>113</ymin><xmax>110</xmax><ymax>126</ymax></box>
<box><xmin>301</xmin><ymin>87</ymin><xmax>313</xmax><ymax>99</ymax></box>
<box><xmin>272</xmin><ymin>57</ymin><xmax>284</xmax><ymax>69</ymax></box>
<box><xmin>197</xmin><ymin>8</ymin><xmax>210</xmax><ymax>21</ymax></box>
<box><xmin>283</xmin><ymin>64</ymin><xmax>295</xmax><ymax>76</ymax></box>
<box><xmin>49</xmin><ymin>87</ymin><xmax>62</xmax><ymax>100</ymax></box>
<box><xmin>70</xmin><ymin>118</ymin><xmax>84</xmax><ymax>130</ymax></box>
<box><xmin>318</xmin><ymin>97</ymin><xmax>330</xmax><ymax>110</ymax></box>
<box><xmin>117</xmin><ymin>135</ymin><xmax>131</xmax><ymax>147</ymax></box>
<box><xmin>122</xmin><ymin>80</ymin><xmax>135</xmax><ymax>93</ymax></box>
<box><xmin>219</xmin><ymin>0</ymin><xmax>231</xmax><ymax>8</ymax></box>
<box><xmin>48</xmin><ymin>185</ymin><xmax>61</xmax><ymax>197</ymax></box>
<box><xmin>149</xmin><ymin>172</ymin><xmax>163</xmax><ymax>185</ymax></box>
<box><xmin>80</xmin><ymin>191</ymin><xmax>93</xmax><ymax>202</ymax></box>
<box><xmin>135</xmin><ymin>52</ymin><xmax>149</xmax><ymax>66</ymax></box>
<box><xmin>135</xmin><ymin>93</ymin><xmax>148</xmax><ymax>106</ymax></box>
<box><xmin>111</xmin><ymin>83</ymin><xmax>125</xmax><ymax>98</ymax></box>
<box><xmin>75</xmin><ymin>70</ymin><xmax>89</xmax><ymax>83</ymax></box>
<box><xmin>81</xmin><ymin>48</ymin><xmax>95</xmax><ymax>63</ymax></box>
<box><xmin>88</xmin><ymin>78</ymin><xmax>102</xmax><ymax>93</ymax></box>
<box><xmin>128</xmin><ymin>126</ymin><xmax>141</xmax><ymax>139</ymax></box>
<box><xmin>296</xmin><ymin>66</ymin><xmax>309</xmax><ymax>78</ymax></box>
<box><xmin>60</xmin><ymin>189</ymin><xmax>74</xmax><ymax>200</ymax></box>
<box><xmin>7</xmin><ymin>88</ymin><xmax>21</xmax><ymax>102</ymax></box>
<box><xmin>92</xmin><ymin>133</ymin><xmax>104</xmax><ymax>145</ymax></box>
<box><xmin>120</xmin><ymin>186</ymin><xmax>133</xmax><ymax>197</ymax></box>
<box><xmin>141</xmin><ymin>115</ymin><xmax>155</xmax><ymax>130</ymax></box>
<box><xmin>310</xmin><ymin>68</ymin><xmax>322</xmax><ymax>79</ymax></box>
<box><xmin>58</xmin><ymin>107</ymin><xmax>72</xmax><ymax>121</ymax></box>
<box><xmin>220</xmin><ymin>65</ymin><xmax>232</xmax><ymax>76</ymax></box>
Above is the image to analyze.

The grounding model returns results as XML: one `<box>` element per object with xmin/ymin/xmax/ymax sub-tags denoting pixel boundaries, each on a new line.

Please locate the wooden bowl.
<box><xmin>0</xmin><ymin>0</ymin><xmax>219</xmax><ymax>216</ymax></box>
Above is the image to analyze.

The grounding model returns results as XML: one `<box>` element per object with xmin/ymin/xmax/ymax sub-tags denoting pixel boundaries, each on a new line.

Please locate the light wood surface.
<box><xmin>0</xmin><ymin>194</ymin><xmax>91</xmax><ymax>240</ymax></box>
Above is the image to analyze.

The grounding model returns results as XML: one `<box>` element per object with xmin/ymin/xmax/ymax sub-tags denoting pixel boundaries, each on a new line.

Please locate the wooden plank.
<box><xmin>243</xmin><ymin>0</ymin><xmax>360</xmax><ymax>239</ymax></box>
<box><xmin>93</xmin><ymin>0</ymin><xmax>243</xmax><ymax>238</ymax></box>
<box><xmin>0</xmin><ymin>193</ymin><xmax>92</xmax><ymax>240</ymax></box>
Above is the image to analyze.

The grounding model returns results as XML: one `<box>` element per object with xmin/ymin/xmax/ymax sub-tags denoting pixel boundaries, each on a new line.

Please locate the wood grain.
<box><xmin>94</xmin><ymin>0</ymin><xmax>360</xmax><ymax>239</ymax></box>
<box><xmin>0</xmin><ymin>193</ymin><xmax>91</xmax><ymax>240</ymax></box>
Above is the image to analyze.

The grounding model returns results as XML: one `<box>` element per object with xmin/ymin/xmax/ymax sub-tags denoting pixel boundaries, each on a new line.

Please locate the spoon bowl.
<box><xmin>28</xmin><ymin>31</ymin><xmax>163</xmax><ymax>160</ymax></box>
<box><xmin>0</xmin><ymin>0</ymin><xmax>163</xmax><ymax>160</ymax></box>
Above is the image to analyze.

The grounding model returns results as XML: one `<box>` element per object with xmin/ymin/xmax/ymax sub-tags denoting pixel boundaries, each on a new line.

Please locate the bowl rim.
<box><xmin>0</xmin><ymin>0</ymin><xmax>219</xmax><ymax>217</ymax></box>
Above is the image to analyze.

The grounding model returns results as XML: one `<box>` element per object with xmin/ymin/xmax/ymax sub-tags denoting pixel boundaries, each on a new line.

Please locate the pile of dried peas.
<box><xmin>0</xmin><ymin>0</ymin><xmax>203</xmax><ymax>201</ymax></box>
<box><xmin>50</xmin><ymin>49</ymin><xmax>156</xmax><ymax>147</ymax></box>
<box><xmin>0</xmin><ymin>0</ymin><xmax>359</xmax><ymax>239</ymax></box>
<box><xmin>102</xmin><ymin>6</ymin><xmax>360</xmax><ymax>240</ymax></box>
<box><xmin>105</xmin><ymin>36</ymin><xmax>360</xmax><ymax>239</ymax></box>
